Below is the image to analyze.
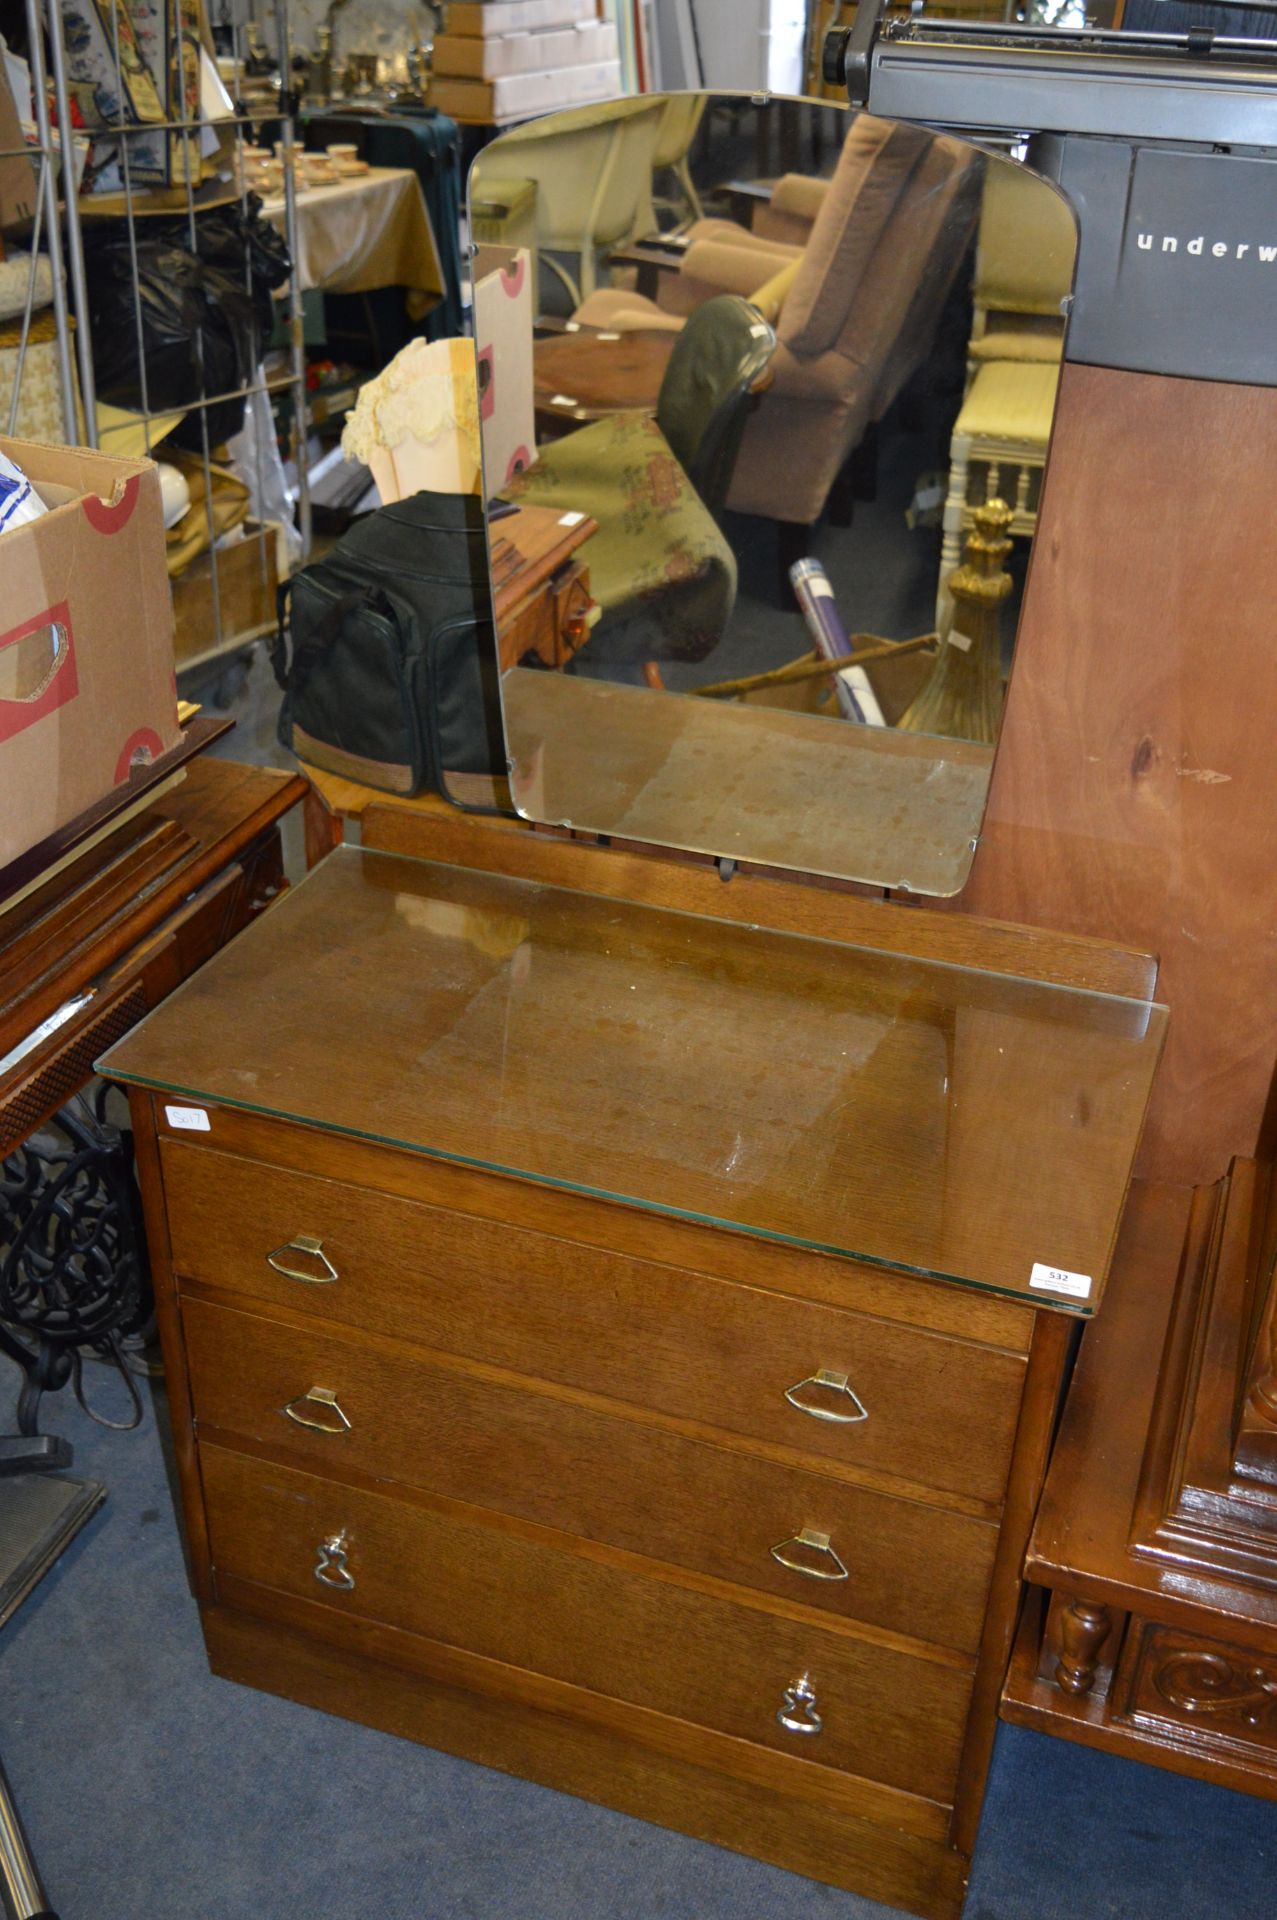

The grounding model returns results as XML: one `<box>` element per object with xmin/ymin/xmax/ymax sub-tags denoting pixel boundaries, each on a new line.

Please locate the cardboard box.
<box><xmin>432</xmin><ymin>59</ymin><xmax>622</xmax><ymax>124</ymax></box>
<box><xmin>447</xmin><ymin>0</ymin><xmax>601</xmax><ymax>37</ymax></box>
<box><xmin>433</xmin><ymin>20</ymin><xmax>618</xmax><ymax>77</ymax></box>
<box><xmin>0</xmin><ymin>436</ymin><xmax>181</xmax><ymax>867</ymax></box>
<box><xmin>473</xmin><ymin>246</ymin><xmax>535</xmax><ymax>492</ymax></box>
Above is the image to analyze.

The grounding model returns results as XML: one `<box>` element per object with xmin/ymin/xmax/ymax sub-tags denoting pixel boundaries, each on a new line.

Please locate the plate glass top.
<box><xmin>100</xmin><ymin>848</ymin><xmax>1164</xmax><ymax>1312</ymax></box>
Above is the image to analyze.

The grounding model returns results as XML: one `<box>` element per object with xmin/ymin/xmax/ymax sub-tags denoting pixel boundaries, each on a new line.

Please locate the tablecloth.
<box><xmin>262</xmin><ymin>167</ymin><xmax>444</xmax><ymax>320</ymax></box>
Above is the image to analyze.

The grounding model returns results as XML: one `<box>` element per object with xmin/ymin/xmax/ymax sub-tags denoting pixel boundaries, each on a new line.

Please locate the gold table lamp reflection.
<box><xmin>899</xmin><ymin>498</ymin><xmax>1013</xmax><ymax>746</ymax></box>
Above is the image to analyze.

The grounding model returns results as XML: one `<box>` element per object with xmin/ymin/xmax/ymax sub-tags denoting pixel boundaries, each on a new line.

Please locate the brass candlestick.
<box><xmin>899</xmin><ymin>498</ymin><xmax>1014</xmax><ymax>745</ymax></box>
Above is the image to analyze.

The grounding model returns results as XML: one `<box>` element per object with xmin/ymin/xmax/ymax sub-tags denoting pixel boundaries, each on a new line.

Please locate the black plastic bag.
<box><xmin>83</xmin><ymin>195</ymin><xmax>291</xmax><ymax>449</ymax></box>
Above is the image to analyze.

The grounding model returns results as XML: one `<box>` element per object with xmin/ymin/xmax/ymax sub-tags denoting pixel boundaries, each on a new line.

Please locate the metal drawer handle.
<box><xmin>770</xmin><ymin>1527</ymin><xmax>849</xmax><ymax>1582</ymax></box>
<box><xmin>267</xmin><ymin>1234</ymin><xmax>338</xmax><ymax>1286</ymax></box>
<box><xmin>777</xmin><ymin>1673</ymin><xmax>823</xmax><ymax>1736</ymax></box>
<box><xmin>784</xmin><ymin>1369</ymin><xmax>867</xmax><ymax>1425</ymax></box>
<box><xmin>283</xmin><ymin>1386</ymin><xmax>351</xmax><ymax>1436</ymax></box>
<box><xmin>314</xmin><ymin>1532</ymin><xmax>355</xmax><ymax>1590</ymax></box>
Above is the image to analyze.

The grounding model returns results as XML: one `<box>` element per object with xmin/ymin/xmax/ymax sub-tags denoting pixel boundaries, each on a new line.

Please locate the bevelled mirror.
<box><xmin>468</xmin><ymin>93</ymin><xmax>1076</xmax><ymax>895</ymax></box>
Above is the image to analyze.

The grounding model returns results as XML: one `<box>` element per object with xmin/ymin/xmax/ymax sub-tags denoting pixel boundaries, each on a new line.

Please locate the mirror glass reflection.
<box><xmin>469</xmin><ymin>92</ymin><xmax>1077</xmax><ymax>895</ymax></box>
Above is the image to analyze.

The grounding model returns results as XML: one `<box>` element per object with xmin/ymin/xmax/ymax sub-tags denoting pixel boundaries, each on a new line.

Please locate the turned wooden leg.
<box><xmin>1054</xmin><ymin>1597</ymin><xmax>1113</xmax><ymax>1696</ymax></box>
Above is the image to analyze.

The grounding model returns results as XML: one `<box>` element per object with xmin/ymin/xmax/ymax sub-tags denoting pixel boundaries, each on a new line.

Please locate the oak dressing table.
<box><xmin>95</xmin><ymin>86</ymin><xmax>1146</xmax><ymax>1920</ymax></box>
<box><xmin>100</xmin><ymin>803</ymin><xmax>1163</xmax><ymax>1920</ymax></box>
<box><xmin>98</xmin><ymin>82</ymin><xmax>1183</xmax><ymax>1920</ymax></box>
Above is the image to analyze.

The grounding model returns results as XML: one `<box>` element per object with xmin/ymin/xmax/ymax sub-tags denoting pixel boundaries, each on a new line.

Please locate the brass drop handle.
<box><xmin>283</xmin><ymin>1386</ymin><xmax>351</xmax><ymax>1435</ymax></box>
<box><xmin>776</xmin><ymin>1672</ymin><xmax>823</xmax><ymax>1736</ymax></box>
<box><xmin>267</xmin><ymin>1233</ymin><xmax>338</xmax><ymax>1285</ymax></box>
<box><xmin>784</xmin><ymin>1369</ymin><xmax>867</xmax><ymax>1425</ymax></box>
<box><xmin>314</xmin><ymin>1532</ymin><xmax>355</xmax><ymax>1590</ymax></box>
<box><xmin>770</xmin><ymin>1527</ymin><xmax>849</xmax><ymax>1582</ymax></box>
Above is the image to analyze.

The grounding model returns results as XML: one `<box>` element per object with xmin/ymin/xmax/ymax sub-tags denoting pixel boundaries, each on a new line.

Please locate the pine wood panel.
<box><xmin>961</xmin><ymin>362</ymin><xmax>1277</xmax><ymax>1186</ymax></box>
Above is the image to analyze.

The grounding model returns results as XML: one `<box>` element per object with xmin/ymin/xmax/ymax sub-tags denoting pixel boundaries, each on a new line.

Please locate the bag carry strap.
<box><xmin>273</xmin><ymin>578</ymin><xmax>384</xmax><ymax>695</ymax></box>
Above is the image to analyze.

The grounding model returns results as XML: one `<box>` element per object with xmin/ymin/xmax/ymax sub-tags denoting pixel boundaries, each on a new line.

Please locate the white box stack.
<box><xmin>432</xmin><ymin>0</ymin><xmax>621</xmax><ymax>125</ymax></box>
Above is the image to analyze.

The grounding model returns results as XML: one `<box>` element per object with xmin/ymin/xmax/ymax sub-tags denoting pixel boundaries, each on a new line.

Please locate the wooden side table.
<box><xmin>0</xmin><ymin>750</ymin><xmax>307</xmax><ymax>1920</ymax></box>
<box><xmin>1002</xmin><ymin>1166</ymin><xmax>1277</xmax><ymax>1801</ymax></box>
<box><xmin>489</xmin><ymin>502</ymin><xmax>599</xmax><ymax>673</ymax></box>
<box><xmin>605</xmin><ymin>237</ymin><xmax>692</xmax><ymax>301</ymax></box>
<box><xmin>1</xmin><ymin>754</ymin><xmax>308</xmax><ymax>1146</ymax></box>
<box><xmin>533</xmin><ymin>326</ymin><xmax>677</xmax><ymax>434</ymax></box>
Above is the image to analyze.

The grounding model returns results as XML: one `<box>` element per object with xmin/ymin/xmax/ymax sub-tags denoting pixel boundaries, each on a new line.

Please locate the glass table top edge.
<box><xmin>94</xmin><ymin>844</ymin><xmax>1165</xmax><ymax>1319</ymax></box>
<box><xmin>222</xmin><ymin>841</ymin><xmax>1166</xmax><ymax>1019</ymax></box>
<box><xmin>99</xmin><ymin>1066</ymin><xmax>1099</xmax><ymax>1317</ymax></box>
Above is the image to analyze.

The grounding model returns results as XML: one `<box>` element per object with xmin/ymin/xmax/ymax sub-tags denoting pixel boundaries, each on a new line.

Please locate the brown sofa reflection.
<box><xmin>575</xmin><ymin>115</ymin><xmax>980</xmax><ymax>535</ymax></box>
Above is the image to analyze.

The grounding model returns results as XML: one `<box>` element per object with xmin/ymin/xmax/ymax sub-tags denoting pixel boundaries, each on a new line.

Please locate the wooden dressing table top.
<box><xmin>533</xmin><ymin>326</ymin><xmax>677</xmax><ymax>427</ymax></box>
<box><xmin>101</xmin><ymin>841</ymin><xmax>1164</xmax><ymax>1312</ymax></box>
<box><xmin>490</xmin><ymin>503</ymin><xmax>598</xmax><ymax>625</ymax></box>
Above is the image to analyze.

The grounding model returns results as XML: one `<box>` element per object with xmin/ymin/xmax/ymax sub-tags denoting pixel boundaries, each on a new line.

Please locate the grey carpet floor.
<box><xmin>2</xmin><ymin>1359</ymin><xmax>1274</xmax><ymax>1920</ymax></box>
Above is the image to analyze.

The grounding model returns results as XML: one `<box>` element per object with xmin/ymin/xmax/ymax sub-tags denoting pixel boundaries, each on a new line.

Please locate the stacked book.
<box><xmin>431</xmin><ymin>0</ymin><xmax>622</xmax><ymax>125</ymax></box>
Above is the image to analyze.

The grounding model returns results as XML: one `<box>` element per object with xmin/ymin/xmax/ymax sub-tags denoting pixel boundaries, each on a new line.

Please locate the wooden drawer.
<box><xmin>182</xmin><ymin>1297</ymin><xmax>997</xmax><ymax>1654</ymax></box>
<box><xmin>200</xmin><ymin>1442</ymin><xmax>974</xmax><ymax>1806</ymax></box>
<box><xmin>162</xmin><ymin>1141</ymin><xmax>1026</xmax><ymax>1508</ymax></box>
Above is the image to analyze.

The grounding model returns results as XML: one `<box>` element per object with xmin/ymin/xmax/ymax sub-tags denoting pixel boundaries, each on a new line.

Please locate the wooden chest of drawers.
<box><xmin>101</xmin><ymin>827</ymin><xmax>1164</xmax><ymax>1919</ymax></box>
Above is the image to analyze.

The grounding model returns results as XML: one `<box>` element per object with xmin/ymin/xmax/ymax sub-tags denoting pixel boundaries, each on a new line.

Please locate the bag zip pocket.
<box><xmin>288</xmin><ymin>572</ymin><xmax>426</xmax><ymax>788</ymax></box>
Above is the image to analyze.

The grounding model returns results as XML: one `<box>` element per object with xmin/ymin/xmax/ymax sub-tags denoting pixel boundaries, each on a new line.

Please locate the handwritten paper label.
<box><xmin>1030</xmin><ymin>1261</ymin><xmax>1092</xmax><ymax>1300</ymax></box>
<box><xmin>165</xmin><ymin>1105</ymin><xmax>210</xmax><ymax>1133</ymax></box>
<box><xmin>947</xmin><ymin>627</ymin><xmax>975</xmax><ymax>653</ymax></box>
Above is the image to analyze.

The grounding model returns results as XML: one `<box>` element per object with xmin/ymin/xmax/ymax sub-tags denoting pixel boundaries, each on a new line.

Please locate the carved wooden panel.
<box><xmin>1115</xmin><ymin>1620</ymin><xmax>1277</xmax><ymax>1763</ymax></box>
